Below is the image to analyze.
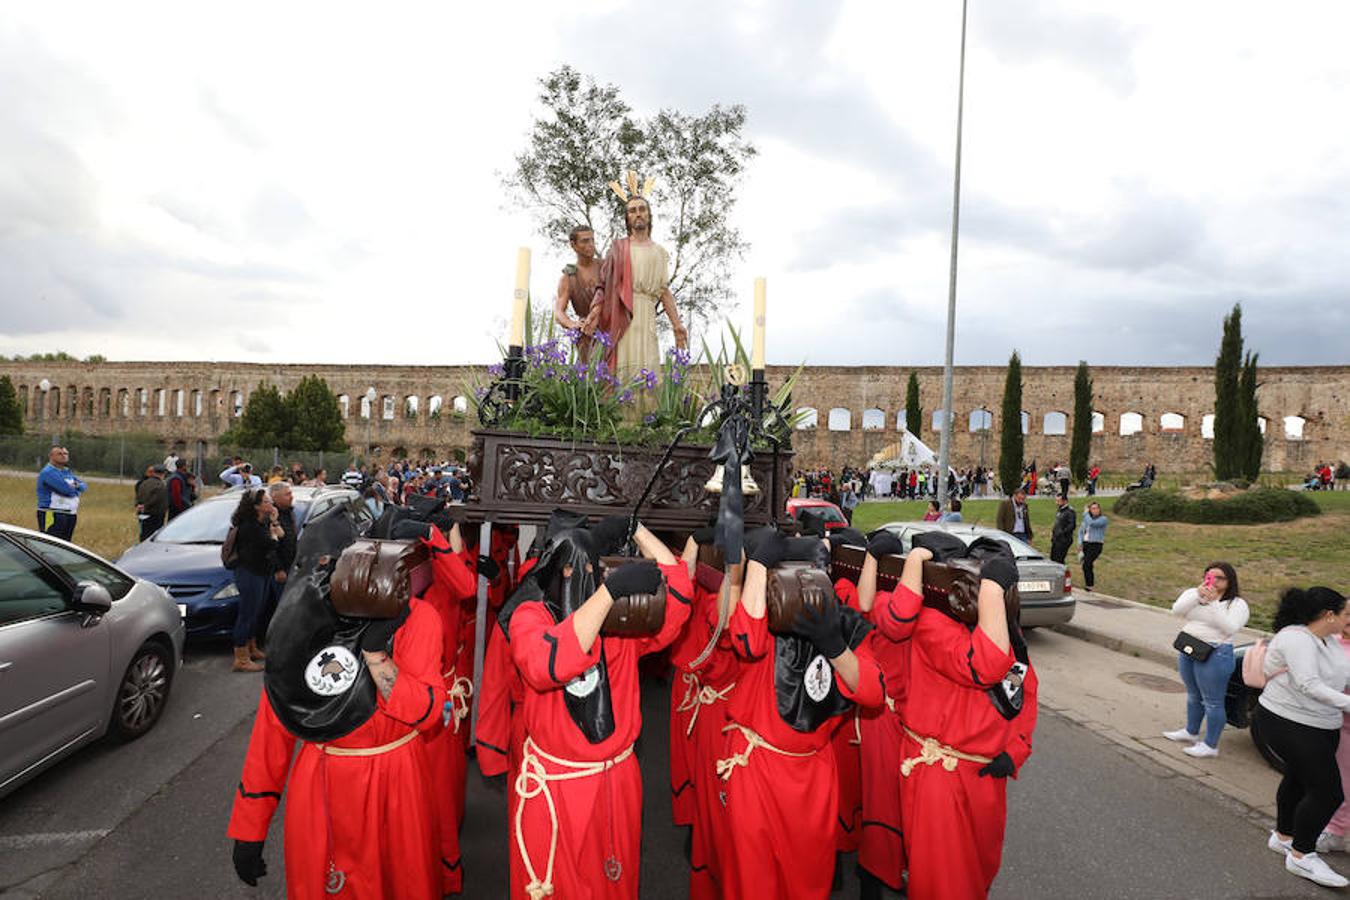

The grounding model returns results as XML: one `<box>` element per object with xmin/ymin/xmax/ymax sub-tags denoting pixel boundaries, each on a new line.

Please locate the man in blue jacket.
<box><xmin>36</xmin><ymin>446</ymin><xmax>87</xmax><ymax>541</ymax></box>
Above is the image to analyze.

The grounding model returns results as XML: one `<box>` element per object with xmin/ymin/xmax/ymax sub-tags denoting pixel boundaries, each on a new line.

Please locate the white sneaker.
<box><xmin>1184</xmin><ymin>742</ymin><xmax>1219</xmax><ymax>758</ymax></box>
<box><xmin>1318</xmin><ymin>832</ymin><xmax>1346</xmax><ymax>854</ymax></box>
<box><xmin>1287</xmin><ymin>851</ymin><xmax>1350</xmax><ymax>887</ymax></box>
<box><xmin>1269</xmin><ymin>831</ymin><xmax>1293</xmax><ymax>854</ymax></box>
<box><xmin>1163</xmin><ymin>728</ymin><xmax>1201</xmax><ymax>743</ymax></box>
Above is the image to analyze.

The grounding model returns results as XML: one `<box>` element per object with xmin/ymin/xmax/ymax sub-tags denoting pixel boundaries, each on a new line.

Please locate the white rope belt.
<box><xmin>715</xmin><ymin>721</ymin><xmax>815</xmax><ymax>782</ymax></box>
<box><xmin>899</xmin><ymin>725</ymin><xmax>992</xmax><ymax>777</ymax></box>
<box><xmin>675</xmin><ymin>673</ymin><xmax>736</xmax><ymax>738</ymax></box>
<box><xmin>445</xmin><ymin>670</ymin><xmax>474</xmax><ymax>733</ymax></box>
<box><xmin>314</xmin><ymin>729</ymin><xmax>418</xmax><ymax>757</ymax></box>
<box><xmin>513</xmin><ymin>736</ymin><xmax>634</xmax><ymax>899</ymax></box>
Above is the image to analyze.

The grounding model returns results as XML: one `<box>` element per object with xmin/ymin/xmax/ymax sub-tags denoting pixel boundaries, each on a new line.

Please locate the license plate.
<box><xmin>177</xmin><ymin>603</ymin><xmax>187</xmax><ymax>619</ymax></box>
<box><xmin>1018</xmin><ymin>581</ymin><xmax>1050</xmax><ymax>594</ymax></box>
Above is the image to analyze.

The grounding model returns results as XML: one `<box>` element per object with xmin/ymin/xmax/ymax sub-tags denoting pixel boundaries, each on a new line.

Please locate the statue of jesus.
<box><xmin>593</xmin><ymin>174</ymin><xmax>689</xmax><ymax>384</ymax></box>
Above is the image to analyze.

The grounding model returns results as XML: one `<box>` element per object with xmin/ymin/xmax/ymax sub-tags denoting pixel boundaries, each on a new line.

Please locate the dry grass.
<box><xmin>852</xmin><ymin>492</ymin><xmax>1350</xmax><ymax>631</ymax></box>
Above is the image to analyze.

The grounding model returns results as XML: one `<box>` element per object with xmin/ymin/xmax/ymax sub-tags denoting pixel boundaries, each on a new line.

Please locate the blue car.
<box><xmin>116</xmin><ymin>485</ymin><xmax>366</xmax><ymax>641</ymax></box>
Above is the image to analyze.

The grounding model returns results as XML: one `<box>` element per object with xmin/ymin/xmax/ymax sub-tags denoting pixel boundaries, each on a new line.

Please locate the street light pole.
<box><xmin>37</xmin><ymin>378</ymin><xmax>51</xmax><ymax>447</ymax></box>
<box><xmin>936</xmin><ymin>0</ymin><xmax>969</xmax><ymax>508</ymax></box>
<box><xmin>364</xmin><ymin>386</ymin><xmax>377</xmax><ymax>461</ymax></box>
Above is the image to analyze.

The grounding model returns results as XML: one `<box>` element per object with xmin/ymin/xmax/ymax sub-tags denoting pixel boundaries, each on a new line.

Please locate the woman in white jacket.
<box><xmin>1163</xmin><ymin>562</ymin><xmax>1249</xmax><ymax>758</ymax></box>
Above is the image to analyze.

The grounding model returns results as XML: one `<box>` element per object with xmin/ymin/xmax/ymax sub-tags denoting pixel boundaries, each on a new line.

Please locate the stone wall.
<box><xmin>2</xmin><ymin>360</ymin><xmax>1346</xmax><ymax>474</ymax></box>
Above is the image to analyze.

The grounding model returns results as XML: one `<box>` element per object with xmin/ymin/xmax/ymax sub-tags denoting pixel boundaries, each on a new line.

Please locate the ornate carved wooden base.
<box><xmin>465</xmin><ymin>430</ymin><xmax>793</xmax><ymax>530</ymax></box>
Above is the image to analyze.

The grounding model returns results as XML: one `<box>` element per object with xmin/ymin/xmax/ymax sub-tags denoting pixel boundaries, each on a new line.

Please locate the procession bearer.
<box><xmin>500</xmin><ymin>522</ymin><xmax>692</xmax><ymax>899</ymax></box>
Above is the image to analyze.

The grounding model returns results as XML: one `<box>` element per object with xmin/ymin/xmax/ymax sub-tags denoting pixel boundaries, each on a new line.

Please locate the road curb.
<box><xmin>1050</xmin><ymin>620</ymin><xmax>1176</xmax><ymax>669</ymax></box>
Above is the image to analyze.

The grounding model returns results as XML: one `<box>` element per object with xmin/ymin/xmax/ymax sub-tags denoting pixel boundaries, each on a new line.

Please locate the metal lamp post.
<box><xmin>37</xmin><ymin>378</ymin><xmax>51</xmax><ymax>447</ymax></box>
<box><xmin>364</xmin><ymin>386</ymin><xmax>377</xmax><ymax>460</ymax></box>
<box><xmin>936</xmin><ymin>0</ymin><xmax>969</xmax><ymax>507</ymax></box>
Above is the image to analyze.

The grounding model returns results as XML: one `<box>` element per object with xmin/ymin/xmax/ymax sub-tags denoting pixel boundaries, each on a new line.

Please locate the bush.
<box><xmin>1113</xmin><ymin>487</ymin><xmax>1321</xmax><ymax>525</ymax></box>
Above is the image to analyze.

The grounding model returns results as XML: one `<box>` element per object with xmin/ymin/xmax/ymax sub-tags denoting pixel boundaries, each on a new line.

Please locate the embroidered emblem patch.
<box><xmin>805</xmin><ymin>654</ymin><xmax>833</xmax><ymax>703</ymax></box>
<box><xmin>566</xmin><ymin>664</ymin><xmax>601</xmax><ymax>698</ymax></box>
<box><xmin>305</xmin><ymin>645</ymin><xmax>359</xmax><ymax>696</ymax></box>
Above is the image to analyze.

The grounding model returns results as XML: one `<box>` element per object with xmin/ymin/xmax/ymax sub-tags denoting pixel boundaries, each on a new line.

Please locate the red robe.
<box><xmin>719</xmin><ymin>601</ymin><xmax>884</xmax><ymax>900</ymax></box>
<box><xmin>227</xmin><ymin>599</ymin><xmax>447</xmax><ymax>900</ymax></box>
<box><xmin>670</xmin><ymin>568</ymin><xmax>741</xmax><ymax>900</ymax></box>
<box><xmin>418</xmin><ymin>527</ymin><xmax>478</xmax><ymax>894</ymax></box>
<box><xmin>857</xmin><ymin>582</ymin><xmax>916</xmax><ymax>891</ymax></box>
<box><xmin>880</xmin><ymin>585</ymin><xmax>1039</xmax><ymax>900</ymax></box>
<box><xmin>594</xmin><ymin>236</ymin><xmax>634</xmax><ymax>372</ymax></box>
<box><xmin>507</xmin><ymin>561</ymin><xmax>693</xmax><ymax>899</ymax></box>
<box><xmin>477</xmin><ymin>556</ymin><xmax>536</xmax><ymax>786</ymax></box>
<box><xmin>831</xmin><ymin>579</ymin><xmax>864</xmax><ymax>854</ymax></box>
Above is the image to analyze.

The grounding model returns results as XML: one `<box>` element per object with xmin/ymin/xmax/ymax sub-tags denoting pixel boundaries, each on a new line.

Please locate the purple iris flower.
<box><xmin>617</xmin><ymin>389</ymin><xmax>634</xmax><ymax>404</ymax></box>
<box><xmin>643</xmin><ymin>413</ymin><xmax>657</xmax><ymax>425</ymax></box>
<box><xmin>639</xmin><ymin>368</ymin><xmax>658</xmax><ymax>390</ymax></box>
<box><xmin>595</xmin><ymin>331</ymin><xmax>614</xmax><ymax>349</ymax></box>
<box><xmin>487</xmin><ymin>363</ymin><xmax>505</xmax><ymax>377</ymax></box>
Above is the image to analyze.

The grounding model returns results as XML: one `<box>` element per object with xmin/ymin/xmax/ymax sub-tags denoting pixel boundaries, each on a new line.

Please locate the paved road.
<box><xmin>0</xmin><ymin>632</ymin><xmax>1333</xmax><ymax>899</ymax></box>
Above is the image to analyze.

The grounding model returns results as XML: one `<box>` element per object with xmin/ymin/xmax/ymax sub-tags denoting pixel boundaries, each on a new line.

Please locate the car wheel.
<box><xmin>109</xmin><ymin>642</ymin><xmax>174</xmax><ymax>742</ymax></box>
<box><xmin>1249</xmin><ymin>702</ymin><xmax>1286</xmax><ymax>774</ymax></box>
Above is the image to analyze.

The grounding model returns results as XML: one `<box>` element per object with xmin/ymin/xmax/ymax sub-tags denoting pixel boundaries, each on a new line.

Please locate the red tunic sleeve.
<box><xmin>922</xmin><ymin>610</ymin><xmax>1015</xmax><ymax>689</ymax></box>
<box><xmin>226</xmin><ymin>690</ymin><xmax>297</xmax><ymax>842</ymax></box>
<box><xmin>834</xmin><ymin>578</ymin><xmax>861</xmax><ymax>611</ymax></box>
<box><xmin>836</xmin><ymin>631</ymin><xmax>885</xmax><ymax>710</ymax></box>
<box><xmin>509</xmin><ymin>600</ymin><xmax>602</xmax><ymax>691</ymax></box>
<box><xmin>729</xmin><ymin>599</ymin><xmax>770</xmax><ymax>661</ymax></box>
<box><xmin>425</xmin><ymin>525</ymin><xmax>477</xmax><ymax>600</ymax></box>
<box><xmin>871</xmin><ymin>584</ymin><xmax>922</xmax><ymax>641</ymax></box>
<box><xmin>1007</xmin><ymin>663</ymin><xmax>1039</xmax><ymax>774</ymax></box>
<box><xmin>632</xmin><ymin>562</ymin><xmax>695</xmax><ymax>656</ymax></box>
<box><xmin>475</xmin><ymin>622</ymin><xmax>514</xmax><ymax>777</ymax></box>
<box><xmin>379</xmin><ymin>600</ymin><xmax>447</xmax><ymax>733</ymax></box>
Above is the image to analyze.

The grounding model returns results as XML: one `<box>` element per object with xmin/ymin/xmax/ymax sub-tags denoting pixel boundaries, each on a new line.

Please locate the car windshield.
<box><xmin>894</xmin><ymin>524</ymin><xmax>1044</xmax><ymax>560</ymax></box>
<box><xmin>814</xmin><ymin>506</ymin><xmax>848</xmax><ymax>524</ymax></box>
<box><xmin>153</xmin><ymin>498</ymin><xmax>311</xmax><ymax>544</ymax></box>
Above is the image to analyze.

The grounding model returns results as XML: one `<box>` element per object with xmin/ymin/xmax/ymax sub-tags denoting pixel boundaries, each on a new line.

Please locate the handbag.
<box><xmin>1173</xmin><ymin>630</ymin><xmax>1215</xmax><ymax>662</ymax></box>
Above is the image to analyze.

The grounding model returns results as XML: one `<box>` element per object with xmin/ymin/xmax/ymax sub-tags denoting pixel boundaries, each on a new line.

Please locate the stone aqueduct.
<box><xmin>2</xmin><ymin>361</ymin><xmax>1346</xmax><ymax>474</ymax></box>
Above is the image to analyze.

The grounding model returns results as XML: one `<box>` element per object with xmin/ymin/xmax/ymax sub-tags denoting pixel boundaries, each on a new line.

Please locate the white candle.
<box><xmin>508</xmin><ymin>247</ymin><xmax>531</xmax><ymax>347</ymax></box>
<box><xmin>751</xmin><ymin>277</ymin><xmax>767</xmax><ymax>370</ymax></box>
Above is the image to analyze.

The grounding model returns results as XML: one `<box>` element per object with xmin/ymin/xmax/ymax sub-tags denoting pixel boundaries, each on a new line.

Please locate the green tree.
<box><xmin>998</xmin><ymin>351</ymin><xmax>1024</xmax><ymax>496</ymax></box>
<box><xmin>504</xmin><ymin>65</ymin><xmax>756</xmax><ymax>333</ymax></box>
<box><xmin>285</xmin><ymin>375</ymin><xmax>347</xmax><ymax>452</ymax></box>
<box><xmin>1212</xmin><ymin>304</ymin><xmax>1244</xmax><ymax>480</ymax></box>
<box><xmin>230</xmin><ymin>382</ymin><xmax>290</xmax><ymax>448</ymax></box>
<box><xmin>1069</xmin><ymin>360</ymin><xmax>1093</xmax><ymax>482</ymax></box>
<box><xmin>1238</xmin><ymin>351</ymin><xmax>1263</xmax><ymax>480</ymax></box>
<box><xmin>905</xmin><ymin>372</ymin><xmax>922</xmax><ymax>435</ymax></box>
<box><xmin>0</xmin><ymin>376</ymin><xmax>23</xmax><ymax>436</ymax></box>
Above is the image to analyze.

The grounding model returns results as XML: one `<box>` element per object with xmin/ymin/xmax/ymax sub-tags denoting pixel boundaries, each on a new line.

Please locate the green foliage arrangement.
<box><xmin>1113</xmin><ymin>486</ymin><xmax>1319</xmax><ymax>524</ymax></box>
<box><xmin>1070</xmin><ymin>360</ymin><xmax>1093</xmax><ymax>482</ymax></box>
<box><xmin>998</xmin><ymin>351</ymin><xmax>1024</xmax><ymax>495</ymax></box>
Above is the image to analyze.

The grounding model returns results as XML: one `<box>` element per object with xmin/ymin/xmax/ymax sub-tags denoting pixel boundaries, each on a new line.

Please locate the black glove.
<box><xmin>590</xmin><ymin>515</ymin><xmax>632</xmax><ymax>557</ymax></box>
<box><xmin>748</xmin><ymin>528</ymin><xmax>788</xmax><ymax>569</ymax></box>
<box><xmin>828</xmin><ymin>527</ymin><xmax>868</xmax><ymax>551</ymax></box>
<box><xmin>477</xmin><ymin>555</ymin><xmax>500</xmax><ymax>582</ymax></box>
<box><xmin>359</xmin><ymin>604</ymin><xmax>411</xmax><ymax>653</ymax></box>
<box><xmin>978</xmin><ymin>751</ymin><xmax>1015</xmax><ymax>778</ymax></box>
<box><xmin>392</xmin><ymin>519</ymin><xmax>434</xmax><ymax>541</ymax></box>
<box><xmin>604</xmin><ymin>560</ymin><xmax>662</xmax><ymax>599</ymax></box>
<box><xmin>691</xmin><ymin>525</ymin><xmax>717</xmax><ymax>545</ymax></box>
<box><xmin>911</xmin><ymin>530</ymin><xmax>967</xmax><ymax>563</ymax></box>
<box><xmin>980</xmin><ymin>556</ymin><xmax>1018</xmax><ymax>592</ymax></box>
<box><xmin>792</xmin><ymin>591</ymin><xmax>847</xmax><ymax>659</ymax></box>
<box><xmin>232</xmin><ymin>839</ymin><xmax>267</xmax><ymax>886</ymax></box>
<box><xmin>866</xmin><ymin>531</ymin><xmax>905</xmax><ymax>560</ymax></box>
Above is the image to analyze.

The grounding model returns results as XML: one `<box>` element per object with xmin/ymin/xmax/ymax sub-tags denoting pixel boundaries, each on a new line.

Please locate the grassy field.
<box><xmin>853</xmin><ymin>492</ymin><xmax>1350</xmax><ymax>631</ymax></box>
<box><xmin>3</xmin><ymin>472</ymin><xmax>1345</xmax><ymax>630</ymax></box>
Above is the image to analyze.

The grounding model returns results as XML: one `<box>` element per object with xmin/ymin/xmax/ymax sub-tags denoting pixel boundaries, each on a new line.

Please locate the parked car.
<box><xmin>116</xmin><ymin>485</ymin><xmax>367</xmax><ymax>641</ymax></box>
<box><xmin>785</xmin><ymin>498</ymin><xmax>849</xmax><ymax>533</ymax></box>
<box><xmin>875</xmin><ymin>521</ymin><xmax>1076</xmax><ymax>628</ymax></box>
<box><xmin>0</xmin><ymin>524</ymin><xmax>185</xmax><ymax>799</ymax></box>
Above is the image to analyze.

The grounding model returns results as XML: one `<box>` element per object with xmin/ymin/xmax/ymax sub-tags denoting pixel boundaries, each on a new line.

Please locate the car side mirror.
<box><xmin>74</xmin><ymin>581</ymin><xmax>113</xmax><ymax>625</ymax></box>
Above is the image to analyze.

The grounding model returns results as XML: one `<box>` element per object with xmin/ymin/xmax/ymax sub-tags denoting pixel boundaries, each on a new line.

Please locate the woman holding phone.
<box><xmin>1164</xmin><ymin>562</ymin><xmax>1249</xmax><ymax>757</ymax></box>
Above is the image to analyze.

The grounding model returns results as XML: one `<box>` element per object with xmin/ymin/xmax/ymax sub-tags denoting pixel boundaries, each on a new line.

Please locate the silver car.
<box><xmin>0</xmin><ymin>524</ymin><xmax>185</xmax><ymax>799</ymax></box>
<box><xmin>877</xmin><ymin>521</ymin><xmax>1076</xmax><ymax>628</ymax></box>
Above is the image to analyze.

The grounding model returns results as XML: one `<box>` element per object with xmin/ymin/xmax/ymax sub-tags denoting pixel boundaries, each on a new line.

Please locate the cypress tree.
<box><xmin>905</xmin><ymin>372</ymin><xmax>922</xmax><ymax>436</ymax></box>
<box><xmin>1212</xmin><ymin>305</ymin><xmax>1243</xmax><ymax>479</ymax></box>
<box><xmin>286</xmin><ymin>375</ymin><xmax>347</xmax><ymax>452</ymax></box>
<box><xmin>998</xmin><ymin>351</ymin><xmax>1024</xmax><ymax>496</ymax></box>
<box><xmin>1069</xmin><ymin>360</ymin><xmax>1093</xmax><ymax>482</ymax></box>
<box><xmin>1238</xmin><ymin>351</ymin><xmax>1263</xmax><ymax>480</ymax></box>
<box><xmin>0</xmin><ymin>376</ymin><xmax>23</xmax><ymax>436</ymax></box>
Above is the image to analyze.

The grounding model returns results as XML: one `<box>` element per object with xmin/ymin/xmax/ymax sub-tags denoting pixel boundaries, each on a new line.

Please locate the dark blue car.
<box><xmin>116</xmin><ymin>485</ymin><xmax>365</xmax><ymax>641</ymax></box>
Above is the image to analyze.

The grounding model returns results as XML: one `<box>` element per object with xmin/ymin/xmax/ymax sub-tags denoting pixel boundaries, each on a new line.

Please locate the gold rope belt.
<box><xmin>315</xmin><ymin>729</ymin><xmax>418</xmax><ymax>757</ymax></box>
<box><xmin>899</xmin><ymin>725</ymin><xmax>992</xmax><ymax>777</ymax></box>
<box><xmin>445</xmin><ymin>671</ymin><xmax>474</xmax><ymax>733</ymax></box>
<box><xmin>513</xmin><ymin>736</ymin><xmax>634</xmax><ymax>900</ymax></box>
<box><xmin>676</xmin><ymin>673</ymin><xmax>736</xmax><ymax>738</ymax></box>
<box><xmin>715</xmin><ymin>722</ymin><xmax>816</xmax><ymax>782</ymax></box>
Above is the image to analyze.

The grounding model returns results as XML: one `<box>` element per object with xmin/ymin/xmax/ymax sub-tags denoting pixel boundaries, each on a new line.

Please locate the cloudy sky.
<box><xmin>3</xmin><ymin>1</ymin><xmax>1348</xmax><ymax>368</ymax></box>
